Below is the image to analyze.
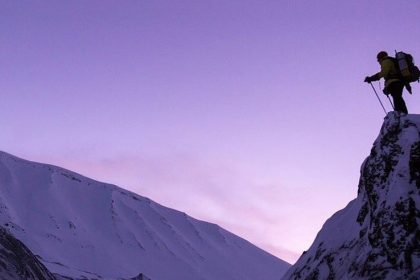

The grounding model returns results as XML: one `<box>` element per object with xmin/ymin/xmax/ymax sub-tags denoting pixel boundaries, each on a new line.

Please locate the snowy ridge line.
<box><xmin>0</xmin><ymin>150</ymin><xmax>289</xmax><ymax>279</ymax></box>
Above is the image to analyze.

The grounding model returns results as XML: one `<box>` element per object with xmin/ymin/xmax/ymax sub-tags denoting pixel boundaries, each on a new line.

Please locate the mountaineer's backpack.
<box><xmin>395</xmin><ymin>51</ymin><xmax>420</xmax><ymax>83</ymax></box>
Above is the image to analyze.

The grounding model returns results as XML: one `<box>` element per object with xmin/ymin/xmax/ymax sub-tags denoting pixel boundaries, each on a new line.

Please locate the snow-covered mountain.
<box><xmin>0</xmin><ymin>150</ymin><xmax>289</xmax><ymax>280</ymax></box>
<box><xmin>282</xmin><ymin>112</ymin><xmax>420</xmax><ymax>280</ymax></box>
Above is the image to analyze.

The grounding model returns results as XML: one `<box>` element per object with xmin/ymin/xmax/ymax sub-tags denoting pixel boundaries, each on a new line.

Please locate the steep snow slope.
<box><xmin>0</xmin><ymin>151</ymin><xmax>289</xmax><ymax>280</ymax></box>
<box><xmin>282</xmin><ymin>112</ymin><xmax>420</xmax><ymax>280</ymax></box>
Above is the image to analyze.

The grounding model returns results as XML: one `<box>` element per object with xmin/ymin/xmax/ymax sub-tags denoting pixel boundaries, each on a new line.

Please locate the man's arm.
<box><xmin>364</xmin><ymin>60</ymin><xmax>393</xmax><ymax>83</ymax></box>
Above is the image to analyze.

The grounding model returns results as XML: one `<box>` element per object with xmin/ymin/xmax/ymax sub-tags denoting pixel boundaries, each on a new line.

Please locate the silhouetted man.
<box><xmin>365</xmin><ymin>51</ymin><xmax>408</xmax><ymax>114</ymax></box>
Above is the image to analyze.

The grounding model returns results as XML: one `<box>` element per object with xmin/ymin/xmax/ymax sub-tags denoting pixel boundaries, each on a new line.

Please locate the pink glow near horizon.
<box><xmin>1</xmin><ymin>1</ymin><xmax>420</xmax><ymax>263</ymax></box>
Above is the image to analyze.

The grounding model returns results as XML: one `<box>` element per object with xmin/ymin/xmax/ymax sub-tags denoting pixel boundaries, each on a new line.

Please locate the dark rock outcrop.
<box><xmin>282</xmin><ymin>112</ymin><xmax>420</xmax><ymax>280</ymax></box>
<box><xmin>0</xmin><ymin>226</ymin><xmax>56</xmax><ymax>280</ymax></box>
<box><xmin>125</xmin><ymin>273</ymin><xmax>152</xmax><ymax>280</ymax></box>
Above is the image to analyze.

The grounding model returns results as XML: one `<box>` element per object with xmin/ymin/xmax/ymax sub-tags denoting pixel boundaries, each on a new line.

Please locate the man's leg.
<box><xmin>390</xmin><ymin>82</ymin><xmax>408</xmax><ymax>114</ymax></box>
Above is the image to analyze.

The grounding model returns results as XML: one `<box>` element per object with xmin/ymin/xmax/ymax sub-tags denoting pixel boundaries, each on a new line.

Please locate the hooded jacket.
<box><xmin>370</xmin><ymin>56</ymin><xmax>401</xmax><ymax>89</ymax></box>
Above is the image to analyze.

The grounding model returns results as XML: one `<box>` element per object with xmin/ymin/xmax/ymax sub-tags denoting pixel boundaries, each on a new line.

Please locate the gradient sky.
<box><xmin>1</xmin><ymin>1</ymin><xmax>420</xmax><ymax>263</ymax></box>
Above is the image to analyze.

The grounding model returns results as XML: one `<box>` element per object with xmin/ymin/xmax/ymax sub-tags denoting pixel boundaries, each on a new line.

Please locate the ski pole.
<box><xmin>387</xmin><ymin>95</ymin><xmax>395</xmax><ymax>110</ymax></box>
<box><xmin>370</xmin><ymin>83</ymin><xmax>387</xmax><ymax>115</ymax></box>
<box><xmin>378</xmin><ymin>81</ymin><xmax>395</xmax><ymax>110</ymax></box>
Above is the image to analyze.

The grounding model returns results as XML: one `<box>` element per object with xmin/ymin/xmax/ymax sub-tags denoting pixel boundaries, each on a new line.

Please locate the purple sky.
<box><xmin>1</xmin><ymin>1</ymin><xmax>420</xmax><ymax>263</ymax></box>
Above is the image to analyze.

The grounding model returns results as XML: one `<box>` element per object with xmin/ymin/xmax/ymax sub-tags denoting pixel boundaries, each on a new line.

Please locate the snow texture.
<box><xmin>282</xmin><ymin>112</ymin><xmax>420</xmax><ymax>280</ymax></box>
<box><xmin>0</xmin><ymin>150</ymin><xmax>289</xmax><ymax>280</ymax></box>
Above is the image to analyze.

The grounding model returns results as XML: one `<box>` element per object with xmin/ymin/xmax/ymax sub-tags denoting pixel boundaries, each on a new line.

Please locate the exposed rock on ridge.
<box><xmin>0</xmin><ymin>226</ymin><xmax>56</xmax><ymax>280</ymax></box>
<box><xmin>282</xmin><ymin>112</ymin><xmax>420</xmax><ymax>280</ymax></box>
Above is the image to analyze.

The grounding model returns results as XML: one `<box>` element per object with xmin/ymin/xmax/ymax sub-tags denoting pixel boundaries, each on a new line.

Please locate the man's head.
<box><xmin>377</xmin><ymin>51</ymin><xmax>388</xmax><ymax>62</ymax></box>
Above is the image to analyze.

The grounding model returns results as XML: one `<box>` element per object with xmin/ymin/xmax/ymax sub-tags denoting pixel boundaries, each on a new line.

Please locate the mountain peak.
<box><xmin>282</xmin><ymin>112</ymin><xmax>420</xmax><ymax>280</ymax></box>
<box><xmin>0</xmin><ymin>151</ymin><xmax>289</xmax><ymax>279</ymax></box>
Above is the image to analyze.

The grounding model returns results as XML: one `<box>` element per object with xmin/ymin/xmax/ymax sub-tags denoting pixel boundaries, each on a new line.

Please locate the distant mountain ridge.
<box><xmin>282</xmin><ymin>112</ymin><xmax>420</xmax><ymax>280</ymax></box>
<box><xmin>0</xmin><ymin>151</ymin><xmax>289</xmax><ymax>280</ymax></box>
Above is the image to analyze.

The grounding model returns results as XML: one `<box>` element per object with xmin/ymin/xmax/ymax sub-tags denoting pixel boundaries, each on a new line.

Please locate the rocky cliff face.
<box><xmin>0</xmin><ymin>226</ymin><xmax>153</xmax><ymax>280</ymax></box>
<box><xmin>282</xmin><ymin>112</ymin><xmax>420</xmax><ymax>280</ymax></box>
<box><xmin>0</xmin><ymin>226</ymin><xmax>56</xmax><ymax>280</ymax></box>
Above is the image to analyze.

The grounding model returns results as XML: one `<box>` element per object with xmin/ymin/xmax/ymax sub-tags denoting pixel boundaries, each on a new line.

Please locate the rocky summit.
<box><xmin>283</xmin><ymin>112</ymin><xmax>420</xmax><ymax>280</ymax></box>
